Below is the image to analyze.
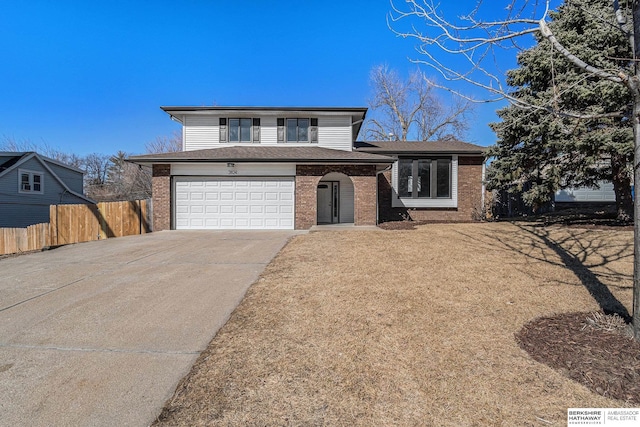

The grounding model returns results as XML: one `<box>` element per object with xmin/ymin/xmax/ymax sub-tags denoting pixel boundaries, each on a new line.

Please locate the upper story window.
<box><xmin>277</xmin><ymin>118</ymin><xmax>318</xmax><ymax>143</ymax></box>
<box><xmin>287</xmin><ymin>118</ymin><xmax>309</xmax><ymax>142</ymax></box>
<box><xmin>18</xmin><ymin>169</ymin><xmax>44</xmax><ymax>194</ymax></box>
<box><xmin>220</xmin><ymin>118</ymin><xmax>260</xmax><ymax>143</ymax></box>
<box><xmin>229</xmin><ymin>118</ymin><xmax>252</xmax><ymax>142</ymax></box>
<box><xmin>398</xmin><ymin>158</ymin><xmax>451</xmax><ymax>199</ymax></box>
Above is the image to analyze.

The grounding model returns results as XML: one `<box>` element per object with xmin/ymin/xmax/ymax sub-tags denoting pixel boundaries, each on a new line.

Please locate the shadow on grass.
<box><xmin>523</xmin><ymin>225</ymin><xmax>631</xmax><ymax>321</ymax></box>
<box><xmin>457</xmin><ymin>223</ymin><xmax>633</xmax><ymax>322</ymax></box>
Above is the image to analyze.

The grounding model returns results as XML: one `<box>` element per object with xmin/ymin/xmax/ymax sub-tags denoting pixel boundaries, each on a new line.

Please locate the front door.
<box><xmin>317</xmin><ymin>181</ymin><xmax>339</xmax><ymax>224</ymax></box>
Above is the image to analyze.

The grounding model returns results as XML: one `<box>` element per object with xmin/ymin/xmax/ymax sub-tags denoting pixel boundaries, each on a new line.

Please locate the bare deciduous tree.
<box><xmin>388</xmin><ymin>0</ymin><xmax>640</xmax><ymax>338</ymax></box>
<box><xmin>1</xmin><ymin>136</ymin><xmax>83</xmax><ymax>168</ymax></box>
<box><xmin>364</xmin><ymin>65</ymin><xmax>472</xmax><ymax>141</ymax></box>
<box><xmin>83</xmin><ymin>153</ymin><xmax>111</xmax><ymax>186</ymax></box>
<box><xmin>1</xmin><ymin>133</ymin><xmax>181</xmax><ymax>202</ymax></box>
<box><xmin>99</xmin><ymin>150</ymin><xmax>151</xmax><ymax>201</ymax></box>
<box><xmin>145</xmin><ymin>130</ymin><xmax>183</xmax><ymax>154</ymax></box>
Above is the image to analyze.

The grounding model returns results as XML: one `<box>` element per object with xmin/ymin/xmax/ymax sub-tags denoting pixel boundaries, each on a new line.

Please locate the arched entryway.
<box><xmin>317</xmin><ymin>172</ymin><xmax>354</xmax><ymax>224</ymax></box>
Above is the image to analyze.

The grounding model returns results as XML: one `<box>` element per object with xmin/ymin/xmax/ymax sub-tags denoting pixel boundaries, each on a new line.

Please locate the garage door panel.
<box><xmin>175</xmin><ymin>177</ymin><xmax>295</xmax><ymax>230</ymax></box>
<box><xmin>205</xmin><ymin>218</ymin><xmax>219</xmax><ymax>227</ymax></box>
<box><xmin>220</xmin><ymin>218</ymin><xmax>234</xmax><ymax>227</ymax></box>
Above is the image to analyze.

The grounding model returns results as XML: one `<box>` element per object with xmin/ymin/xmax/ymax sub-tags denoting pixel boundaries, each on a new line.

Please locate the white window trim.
<box><xmin>227</xmin><ymin>118</ymin><xmax>259</xmax><ymax>143</ymax></box>
<box><xmin>18</xmin><ymin>169</ymin><xmax>45</xmax><ymax>194</ymax></box>
<box><xmin>286</xmin><ymin>118</ymin><xmax>310</xmax><ymax>143</ymax></box>
<box><xmin>392</xmin><ymin>156</ymin><xmax>458</xmax><ymax>208</ymax></box>
<box><xmin>278</xmin><ymin>117</ymin><xmax>318</xmax><ymax>144</ymax></box>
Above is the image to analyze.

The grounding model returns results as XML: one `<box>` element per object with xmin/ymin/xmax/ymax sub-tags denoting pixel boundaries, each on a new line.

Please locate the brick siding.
<box><xmin>295</xmin><ymin>165</ymin><xmax>378</xmax><ymax>229</ymax></box>
<box><xmin>378</xmin><ymin>156</ymin><xmax>484</xmax><ymax>222</ymax></box>
<box><xmin>152</xmin><ymin>164</ymin><xmax>171</xmax><ymax>231</ymax></box>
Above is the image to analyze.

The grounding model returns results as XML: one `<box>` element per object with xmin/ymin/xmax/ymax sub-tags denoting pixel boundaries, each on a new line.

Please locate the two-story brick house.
<box><xmin>129</xmin><ymin>106</ymin><xmax>485</xmax><ymax>230</ymax></box>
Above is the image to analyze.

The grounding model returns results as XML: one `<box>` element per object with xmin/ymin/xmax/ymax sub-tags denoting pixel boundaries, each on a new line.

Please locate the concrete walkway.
<box><xmin>309</xmin><ymin>223</ymin><xmax>381</xmax><ymax>232</ymax></box>
<box><xmin>0</xmin><ymin>230</ymin><xmax>302</xmax><ymax>427</ymax></box>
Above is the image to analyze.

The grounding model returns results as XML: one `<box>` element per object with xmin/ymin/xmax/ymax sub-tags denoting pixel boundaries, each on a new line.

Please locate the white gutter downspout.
<box><xmin>481</xmin><ymin>159</ymin><xmax>487</xmax><ymax>218</ymax></box>
<box><xmin>376</xmin><ymin>164</ymin><xmax>393</xmax><ymax>225</ymax></box>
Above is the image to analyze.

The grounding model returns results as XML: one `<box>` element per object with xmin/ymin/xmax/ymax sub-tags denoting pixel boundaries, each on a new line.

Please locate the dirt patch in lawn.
<box><xmin>517</xmin><ymin>312</ymin><xmax>640</xmax><ymax>404</ymax></box>
<box><xmin>154</xmin><ymin>223</ymin><xmax>635</xmax><ymax>426</ymax></box>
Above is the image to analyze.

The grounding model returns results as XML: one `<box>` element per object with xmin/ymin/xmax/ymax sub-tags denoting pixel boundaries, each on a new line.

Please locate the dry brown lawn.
<box><xmin>155</xmin><ymin>222</ymin><xmax>635</xmax><ymax>426</ymax></box>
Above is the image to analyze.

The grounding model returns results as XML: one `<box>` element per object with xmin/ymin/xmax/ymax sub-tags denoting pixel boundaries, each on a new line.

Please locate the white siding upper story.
<box><xmin>183</xmin><ymin>116</ymin><xmax>218</xmax><ymax>151</ymax></box>
<box><xmin>182</xmin><ymin>113</ymin><xmax>354</xmax><ymax>152</ymax></box>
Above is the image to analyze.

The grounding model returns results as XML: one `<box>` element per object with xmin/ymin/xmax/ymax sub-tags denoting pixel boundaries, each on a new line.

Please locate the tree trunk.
<box><xmin>610</xmin><ymin>152</ymin><xmax>633</xmax><ymax>222</ymax></box>
<box><xmin>633</xmin><ymin>97</ymin><xmax>640</xmax><ymax>338</ymax></box>
<box><xmin>632</xmin><ymin>2</ymin><xmax>640</xmax><ymax>340</ymax></box>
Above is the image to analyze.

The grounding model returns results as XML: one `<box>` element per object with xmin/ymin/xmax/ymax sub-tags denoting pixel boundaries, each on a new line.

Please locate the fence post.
<box><xmin>98</xmin><ymin>202</ymin><xmax>107</xmax><ymax>240</ymax></box>
<box><xmin>49</xmin><ymin>205</ymin><xmax>57</xmax><ymax>246</ymax></box>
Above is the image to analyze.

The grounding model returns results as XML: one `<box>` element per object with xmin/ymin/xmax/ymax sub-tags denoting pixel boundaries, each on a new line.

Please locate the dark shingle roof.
<box><xmin>161</xmin><ymin>106</ymin><xmax>368</xmax><ymax>113</ymax></box>
<box><xmin>128</xmin><ymin>146</ymin><xmax>395</xmax><ymax>164</ymax></box>
<box><xmin>0</xmin><ymin>153</ymin><xmax>30</xmax><ymax>172</ymax></box>
<box><xmin>354</xmin><ymin>140</ymin><xmax>486</xmax><ymax>155</ymax></box>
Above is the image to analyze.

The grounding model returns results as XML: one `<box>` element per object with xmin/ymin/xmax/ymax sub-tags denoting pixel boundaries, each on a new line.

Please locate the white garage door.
<box><xmin>174</xmin><ymin>177</ymin><xmax>295</xmax><ymax>230</ymax></box>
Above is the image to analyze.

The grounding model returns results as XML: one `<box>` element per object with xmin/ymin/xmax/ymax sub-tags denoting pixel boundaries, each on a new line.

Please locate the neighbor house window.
<box><xmin>220</xmin><ymin>118</ymin><xmax>260</xmax><ymax>143</ymax></box>
<box><xmin>18</xmin><ymin>170</ymin><xmax>44</xmax><ymax>194</ymax></box>
<box><xmin>398</xmin><ymin>158</ymin><xmax>451</xmax><ymax>199</ymax></box>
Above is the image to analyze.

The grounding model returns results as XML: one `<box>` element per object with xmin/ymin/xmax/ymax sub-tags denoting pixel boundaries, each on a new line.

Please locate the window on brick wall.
<box><xmin>392</xmin><ymin>156</ymin><xmax>458</xmax><ymax>209</ymax></box>
<box><xmin>398</xmin><ymin>158</ymin><xmax>451</xmax><ymax>199</ymax></box>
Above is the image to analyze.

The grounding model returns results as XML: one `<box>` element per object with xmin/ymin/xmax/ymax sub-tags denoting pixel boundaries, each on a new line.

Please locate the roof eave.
<box><xmin>358</xmin><ymin>150</ymin><xmax>485</xmax><ymax>156</ymax></box>
<box><xmin>160</xmin><ymin>106</ymin><xmax>368</xmax><ymax>113</ymax></box>
<box><xmin>129</xmin><ymin>157</ymin><xmax>394</xmax><ymax>165</ymax></box>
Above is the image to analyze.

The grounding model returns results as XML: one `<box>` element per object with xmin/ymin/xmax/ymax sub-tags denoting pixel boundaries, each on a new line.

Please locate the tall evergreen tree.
<box><xmin>486</xmin><ymin>0</ymin><xmax>634</xmax><ymax>221</ymax></box>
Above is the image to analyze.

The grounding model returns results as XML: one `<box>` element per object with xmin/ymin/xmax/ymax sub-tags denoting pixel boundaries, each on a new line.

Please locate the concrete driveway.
<box><xmin>0</xmin><ymin>230</ymin><xmax>301</xmax><ymax>427</ymax></box>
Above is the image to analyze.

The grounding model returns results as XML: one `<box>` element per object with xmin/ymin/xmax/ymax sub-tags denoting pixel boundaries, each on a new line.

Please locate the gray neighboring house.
<box><xmin>555</xmin><ymin>181</ymin><xmax>616</xmax><ymax>205</ymax></box>
<box><xmin>0</xmin><ymin>152</ymin><xmax>93</xmax><ymax>228</ymax></box>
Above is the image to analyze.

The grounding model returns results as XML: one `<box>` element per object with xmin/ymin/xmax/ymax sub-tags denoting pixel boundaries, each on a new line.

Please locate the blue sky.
<box><xmin>0</xmin><ymin>1</ymin><xmax>522</xmax><ymax>156</ymax></box>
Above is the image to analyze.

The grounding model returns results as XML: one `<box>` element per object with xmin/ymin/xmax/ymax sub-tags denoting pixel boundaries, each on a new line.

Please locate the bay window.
<box><xmin>398</xmin><ymin>158</ymin><xmax>451</xmax><ymax>199</ymax></box>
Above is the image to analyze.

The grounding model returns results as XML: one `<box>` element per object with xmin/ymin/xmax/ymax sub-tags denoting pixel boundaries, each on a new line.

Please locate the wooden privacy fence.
<box><xmin>0</xmin><ymin>199</ymin><xmax>151</xmax><ymax>256</ymax></box>
<box><xmin>0</xmin><ymin>223</ymin><xmax>50</xmax><ymax>256</ymax></box>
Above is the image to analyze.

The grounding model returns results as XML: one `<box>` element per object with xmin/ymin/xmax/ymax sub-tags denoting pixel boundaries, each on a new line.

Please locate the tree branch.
<box><xmin>538</xmin><ymin>19</ymin><xmax>628</xmax><ymax>84</ymax></box>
